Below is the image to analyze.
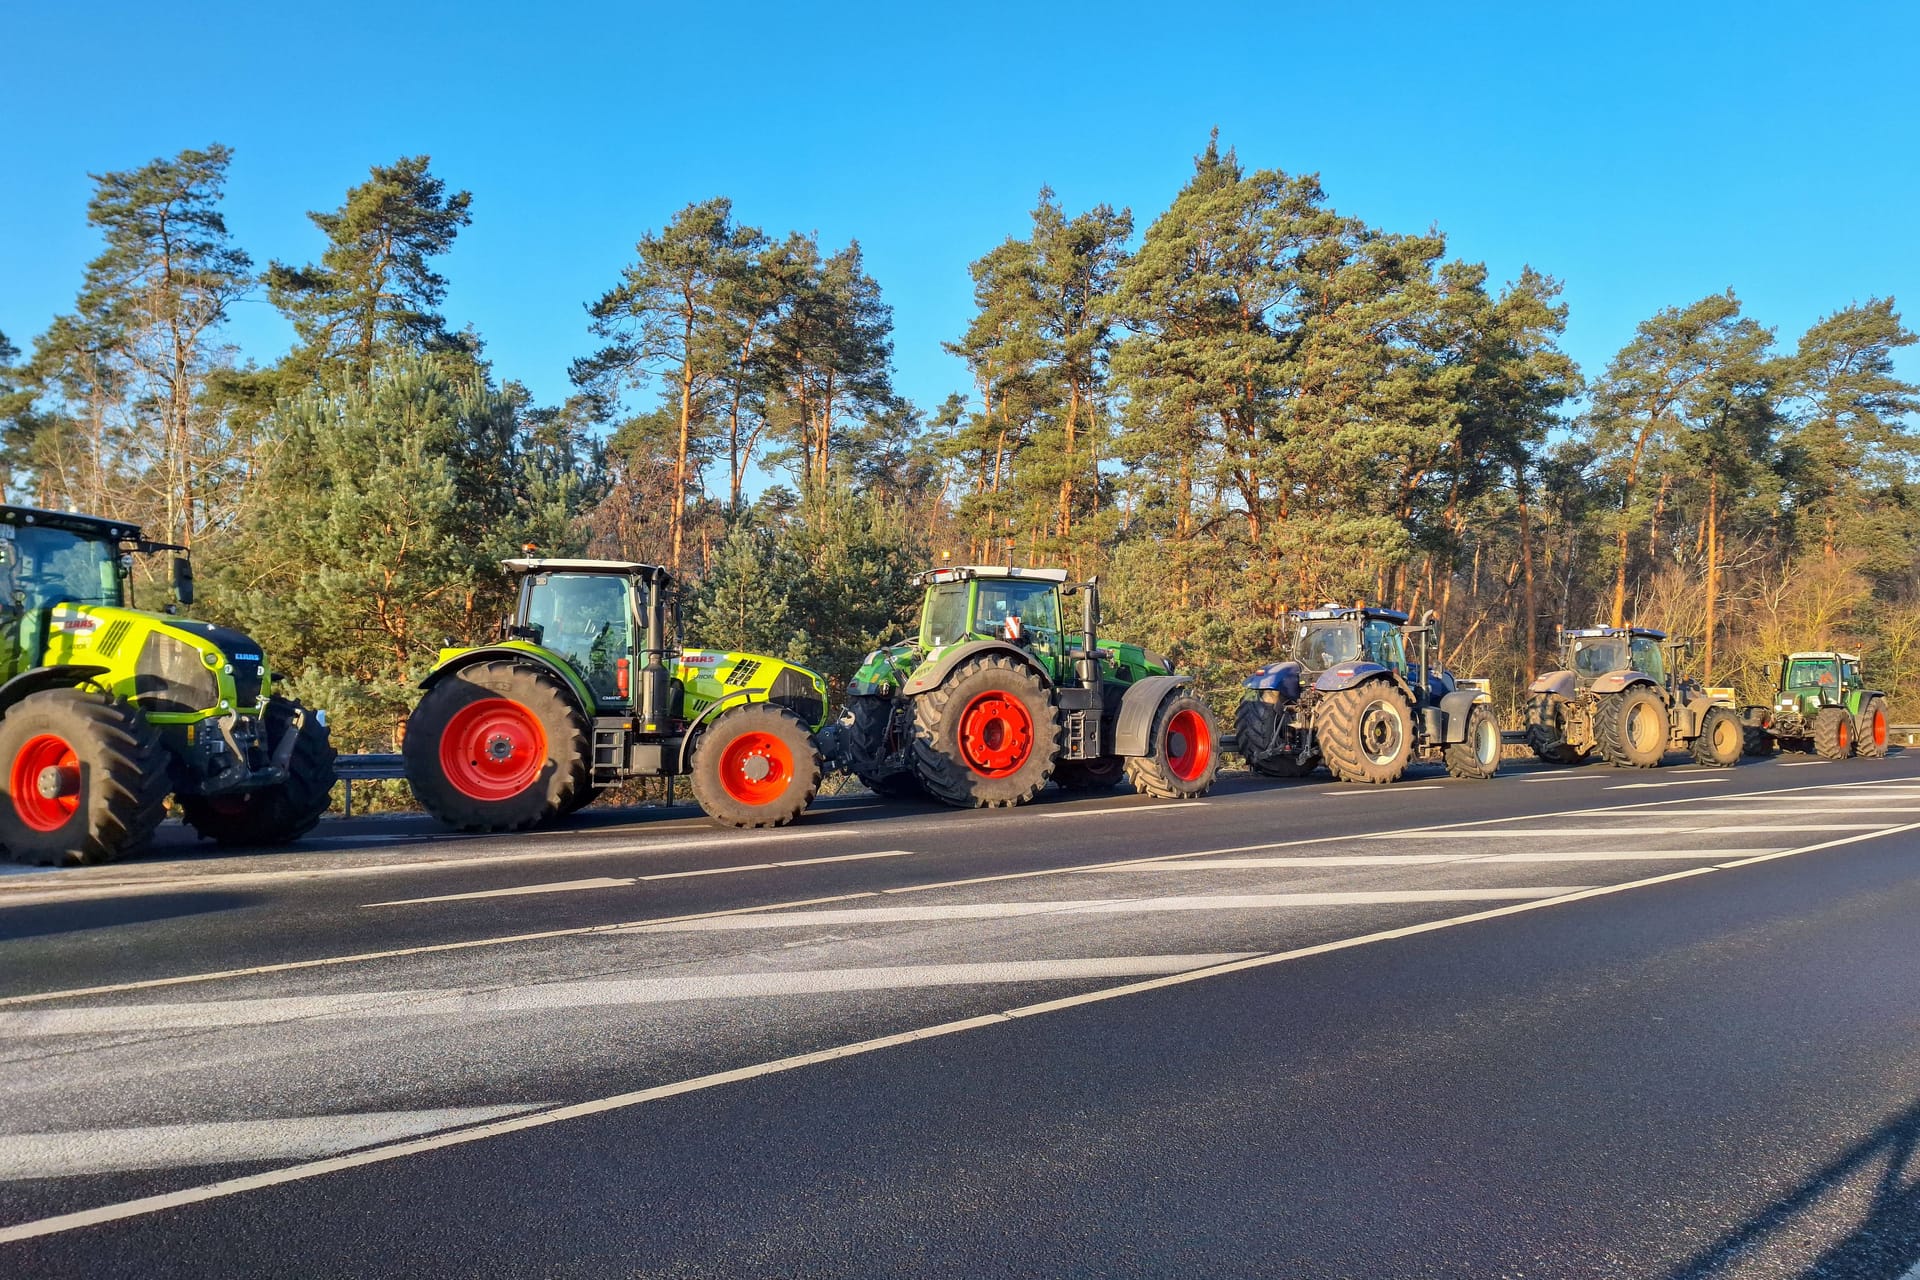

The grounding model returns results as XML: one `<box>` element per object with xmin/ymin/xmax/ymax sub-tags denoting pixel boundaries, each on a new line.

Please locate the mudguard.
<box><xmin>1243</xmin><ymin>659</ymin><xmax>1303</xmax><ymax>700</ymax></box>
<box><xmin>419</xmin><ymin>644</ymin><xmax>596</xmax><ymax>717</ymax></box>
<box><xmin>0</xmin><ymin>663</ymin><xmax>113</xmax><ymax>715</ymax></box>
<box><xmin>900</xmin><ymin>639</ymin><xmax>1052</xmax><ymax>697</ymax></box>
<box><xmin>1588</xmin><ymin>670</ymin><xmax>1657</xmax><ymax>695</ymax></box>
<box><xmin>1528</xmin><ymin>670</ymin><xmax>1577</xmax><ymax>698</ymax></box>
<box><xmin>1313</xmin><ymin>662</ymin><xmax>1395</xmax><ymax>694</ymax></box>
<box><xmin>1438</xmin><ymin>687</ymin><xmax>1487</xmax><ymax>743</ymax></box>
<box><xmin>1113</xmin><ymin>674</ymin><xmax>1195</xmax><ymax>758</ymax></box>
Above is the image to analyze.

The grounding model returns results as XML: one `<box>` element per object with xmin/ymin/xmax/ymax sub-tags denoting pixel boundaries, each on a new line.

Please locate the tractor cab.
<box><xmin>1287</xmin><ymin>606</ymin><xmax>1410</xmax><ymax>677</ymax></box>
<box><xmin>917</xmin><ymin>565</ymin><xmax>1073</xmax><ymax>677</ymax></box>
<box><xmin>1777</xmin><ymin>652</ymin><xmax>1858</xmax><ymax>714</ymax></box>
<box><xmin>1557</xmin><ymin>626</ymin><xmax>1667</xmax><ymax>688</ymax></box>
<box><xmin>502</xmin><ymin>558</ymin><xmax>667</xmax><ymax>709</ymax></box>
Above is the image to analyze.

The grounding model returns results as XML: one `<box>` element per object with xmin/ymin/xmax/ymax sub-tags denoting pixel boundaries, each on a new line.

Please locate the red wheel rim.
<box><xmin>958</xmin><ymin>691</ymin><xmax>1035</xmax><ymax>778</ymax></box>
<box><xmin>717</xmin><ymin>730</ymin><xmax>795</xmax><ymax>806</ymax></box>
<box><xmin>1838</xmin><ymin>720</ymin><xmax>1851</xmax><ymax>752</ymax></box>
<box><xmin>1164</xmin><ymin>708</ymin><xmax>1212</xmax><ymax>782</ymax></box>
<box><xmin>11</xmin><ymin>733</ymin><xmax>81</xmax><ymax>832</ymax></box>
<box><xmin>1873</xmin><ymin>711</ymin><xmax>1887</xmax><ymax>748</ymax></box>
<box><xmin>440</xmin><ymin>698</ymin><xmax>548</xmax><ymax>801</ymax></box>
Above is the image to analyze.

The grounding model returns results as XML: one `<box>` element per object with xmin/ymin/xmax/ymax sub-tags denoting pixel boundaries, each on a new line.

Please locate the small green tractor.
<box><xmin>1739</xmin><ymin>652</ymin><xmax>1890</xmax><ymax>760</ymax></box>
<box><xmin>404</xmin><ymin>558</ymin><xmax>832</xmax><ymax>830</ymax></box>
<box><xmin>0</xmin><ymin>505</ymin><xmax>336</xmax><ymax>865</ymax></box>
<box><xmin>824</xmin><ymin>565</ymin><xmax>1219</xmax><ymax>807</ymax></box>
<box><xmin>1525</xmin><ymin>625</ymin><xmax>1742</xmax><ymax>769</ymax></box>
<box><xmin>1235</xmin><ymin>606</ymin><xmax>1502</xmax><ymax>784</ymax></box>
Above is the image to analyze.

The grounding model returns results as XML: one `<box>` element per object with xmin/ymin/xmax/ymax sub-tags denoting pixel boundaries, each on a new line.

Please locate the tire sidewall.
<box><xmin>405</xmin><ymin>663</ymin><xmax>585</xmax><ymax>829</ymax></box>
<box><xmin>691</xmin><ymin>703</ymin><xmax>821</xmax><ymax>828</ymax></box>
<box><xmin>913</xmin><ymin>657</ymin><xmax>1058</xmax><ymax>806</ymax></box>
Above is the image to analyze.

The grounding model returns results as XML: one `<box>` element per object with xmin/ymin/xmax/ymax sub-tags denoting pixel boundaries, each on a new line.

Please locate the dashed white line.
<box><xmin>1607</xmin><ymin>778</ymin><xmax>1733</xmax><ymax>790</ymax></box>
<box><xmin>1036</xmin><ymin>801</ymin><xmax>1210</xmax><ymax>818</ymax></box>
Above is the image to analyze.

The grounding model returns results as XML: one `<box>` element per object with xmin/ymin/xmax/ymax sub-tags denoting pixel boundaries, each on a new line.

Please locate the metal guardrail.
<box><xmin>335</xmin><ymin>753</ymin><xmax>404</xmax><ymax>817</ymax></box>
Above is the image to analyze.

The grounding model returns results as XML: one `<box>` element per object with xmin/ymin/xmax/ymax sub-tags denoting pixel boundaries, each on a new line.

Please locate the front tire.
<box><xmin>911</xmin><ymin>655</ymin><xmax>1060</xmax><ymax>808</ymax></box>
<box><xmin>179</xmin><ymin>697</ymin><xmax>338</xmax><ymax>846</ymax></box>
<box><xmin>1126</xmin><ymin>693</ymin><xmax>1220</xmax><ymax>799</ymax></box>
<box><xmin>1318</xmin><ymin>681</ymin><xmax>1414</xmax><ymax>785</ymax></box>
<box><xmin>1855</xmin><ymin>697</ymin><xmax>1890</xmax><ymax>759</ymax></box>
<box><xmin>1444</xmin><ymin>702</ymin><xmax>1502</xmax><ymax>780</ymax></box>
<box><xmin>690</xmin><ymin>703</ymin><xmax>821</xmax><ymax>829</ymax></box>
<box><xmin>404</xmin><ymin>660</ymin><xmax>589</xmax><ymax>831</ymax></box>
<box><xmin>0</xmin><ymin>689</ymin><xmax>170</xmax><ymax>866</ymax></box>
<box><xmin>1813</xmin><ymin>706</ymin><xmax>1855</xmax><ymax>761</ymax></box>
<box><xmin>1690</xmin><ymin>705</ymin><xmax>1743</xmax><ymax>768</ymax></box>
<box><xmin>1742</xmin><ymin>724</ymin><xmax>1777</xmax><ymax>757</ymax></box>
<box><xmin>1596</xmin><ymin>685</ymin><xmax>1667</xmax><ymax>768</ymax></box>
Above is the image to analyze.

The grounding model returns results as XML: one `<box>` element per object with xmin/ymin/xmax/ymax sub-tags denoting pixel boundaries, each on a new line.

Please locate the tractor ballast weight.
<box><xmin>1524</xmin><ymin>626</ymin><xmax>1742</xmax><ymax>769</ymax></box>
<box><xmin>0</xmin><ymin>505</ymin><xmax>337</xmax><ymax>866</ymax></box>
<box><xmin>825</xmin><ymin>565</ymin><xmax>1219</xmax><ymax>807</ymax></box>
<box><xmin>1236</xmin><ymin>606</ymin><xmax>1502</xmax><ymax>785</ymax></box>
<box><xmin>405</xmin><ymin>558</ymin><xmax>832</xmax><ymax>831</ymax></box>
<box><xmin>1739</xmin><ymin>652</ymin><xmax>1889</xmax><ymax>761</ymax></box>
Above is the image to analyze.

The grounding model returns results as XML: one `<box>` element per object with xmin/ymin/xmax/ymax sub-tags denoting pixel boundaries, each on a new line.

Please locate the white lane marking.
<box><xmin>1367</xmin><ymin>827</ymin><xmax>1691</xmax><ymax>838</ymax></box>
<box><xmin>1696</xmin><ymin>824</ymin><xmax>1894</xmax><ymax>832</ymax></box>
<box><xmin>363</xmin><ymin>850</ymin><xmax>919</xmax><ymax>907</ymax></box>
<box><xmin>626</xmin><ymin>889</ymin><xmax>1591</xmax><ymax>933</ymax></box>
<box><xmin>7</xmin><ymin>770</ymin><xmax>1914</xmax><ymax>1008</ymax></box>
<box><xmin>1327</xmin><ymin>785</ymin><xmax>1445</xmax><ymax>795</ymax></box>
<box><xmin>1470</xmin><ymin>849</ymin><xmax>1783</xmax><ymax>863</ymax></box>
<box><xmin>9</xmin><ymin>819</ymin><xmax>1913</xmax><ymax>1246</ymax></box>
<box><xmin>0</xmin><ymin>957</ymin><xmax>1254</xmax><ymax>1039</ymax></box>
<box><xmin>1523</xmin><ymin>774</ymin><xmax>1593</xmax><ymax>782</ymax></box>
<box><xmin>1091</xmin><ymin>851</ymin><xmax>1786</xmax><ymax>871</ymax></box>
<box><xmin>0</xmin><ymin>1106</ymin><xmax>541</xmax><ymax>1180</ymax></box>
<box><xmin>1606</xmin><ymin>778</ymin><xmax>1733</xmax><ymax>790</ymax></box>
<box><xmin>1617</xmin><ymin>806</ymin><xmax>1920</xmax><ymax>816</ymax></box>
<box><xmin>1037</xmin><ymin>802</ymin><xmax>1208</xmax><ymax>818</ymax></box>
<box><xmin>1775</xmin><ymin>760</ymin><xmax>1833</xmax><ymax>767</ymax></box>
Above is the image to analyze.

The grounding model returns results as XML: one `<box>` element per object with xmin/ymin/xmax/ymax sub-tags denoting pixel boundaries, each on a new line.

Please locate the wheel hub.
<box><xmin>741</xmin><ymin>754</ymin><xmax>772</xmax><ymax>783</ymax></box>
<box><xmin>485</xmin><ymin>733</ymin><xmax>514</xmax><ymax>762</ymax></box>
<box><xmin>36</xmin><ymin>764</ymin><xmax>78</xmax><ymax>800</ymax></box>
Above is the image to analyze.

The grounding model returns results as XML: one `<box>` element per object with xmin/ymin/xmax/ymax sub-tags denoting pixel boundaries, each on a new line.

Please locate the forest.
<box><xmin>3</xmin><ymin>135</ymin><xmax>1917</xmax><ymax>753</ymax></box>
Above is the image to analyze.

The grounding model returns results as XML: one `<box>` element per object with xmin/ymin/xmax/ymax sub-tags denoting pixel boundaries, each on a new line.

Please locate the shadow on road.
<box><xmin>0</xmin><ymin>891</ymin><xmax>257</xmax><ymax>940</ymax></box>
<box><xmin>1665</xmin><ymin>1095</ymin><xmax>1920</xmax><ymax>1278</ymax></box>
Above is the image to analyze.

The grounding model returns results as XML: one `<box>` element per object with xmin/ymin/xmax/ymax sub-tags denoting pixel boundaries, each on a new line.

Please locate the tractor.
<box><xmin>0</xmin><ymin>505</ymin><xmax>336</xmax><ymax>865</ymax></box>
<box><xmin>1236</xmin><ymin>606</ymin><xmax>1502</xmax><ymax>785</ymax></box>
<box><xmin>1525</xmin><ymin>625</ymin><xmax>1742</xmax><ymax>769</ymax></box>
<box><xmin>824</xmin><ymin>564</ymin><xmax>1218</xmax><ymax>807</ymax></box>
<box><xmin>1739</xmin><ymin>651</ymin><xmax>1890</xmax><ymax>760</ymax></box>
<box><xmin>404</xmin><ymin>557</ymin><xmax>833</xmax><ymax>830</ymax></box>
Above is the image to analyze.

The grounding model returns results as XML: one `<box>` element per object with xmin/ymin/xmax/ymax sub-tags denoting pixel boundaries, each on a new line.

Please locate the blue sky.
<box><xmin>5</xmin><ymin>0</ymin><xmax>1917</xmax><ymax>435</ymax></box>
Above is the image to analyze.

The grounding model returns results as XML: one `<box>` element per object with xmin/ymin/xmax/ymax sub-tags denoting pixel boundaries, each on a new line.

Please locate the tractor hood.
<box><xmin>848</xmin><ymin>640</ymin><xmax>923</xmax><ymax>697</ymax></box>
<box><xmin>42</xmin><ymin>603</ymin><xmax>271</xmax><ymax>718</ymax></box>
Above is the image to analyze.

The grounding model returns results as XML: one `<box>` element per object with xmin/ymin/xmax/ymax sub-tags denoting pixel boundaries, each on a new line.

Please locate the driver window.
<box><xmin>974</xmin><ymin>582</ymin><xmax>1059</xmax><ymax>643</ymax></box>
<box><xmin>537</xmin><ymin>574</ymin><xmax>631</xmax><ymax>698</ymax></box>
<box><xmin>1363</xmin><ymin>620</ymin><xmax>1406</xmax><ymax>672</ymax></box>
<box><xmin>1630</xmin><ymin>637</ymin><xmax>1665</xmax><ymax>683</ymax></box>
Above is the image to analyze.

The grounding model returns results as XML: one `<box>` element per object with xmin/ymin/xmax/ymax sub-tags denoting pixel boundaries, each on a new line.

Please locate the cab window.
<box><xmin>1787</xmin><ymin>658</ymin><xmax>1838</xmax><ymax>691</ymax></box>
<box><xmin>526</xmin><ymin>573</ymin><xmax>631</xmax><ymax>699</ymax></box>
<box><xmin>921</xmin><ymin>583</ymin><xmax>969</xmax><ymax>648</ymax></box>
<box><xmin>1297</xmin><ymin>623</ymin><xmax>1359</xmax><ymax>670</ymax></box>
<box><xmin>1362</xmin><ymin>619</ymin><xmax>1406</xmax><ymax>672</ymax></box>
<box><xmin>13</xmin><ymin>526</ymin><xmax>121</xmax><ymax>613</ymax></box>
<box><xmin>973</xmin><ymin>580</ymin><xmax>1060</xmax><ymax>642</ymax></box>
<box><xmin>1629</xmin><ymin>636</ymin><xmax>1665</xmax><ymax>683</ymax></box>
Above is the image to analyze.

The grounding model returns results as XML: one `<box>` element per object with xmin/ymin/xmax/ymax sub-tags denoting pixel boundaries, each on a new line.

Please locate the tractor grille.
<box><xmin>95</xmin><ymin>620</ymin><xmax>131</xmax><ymax>659</ymax></box>
<box><xmin>133</xmin><ymin>634</ymin><xmax>219</xmax><ymax>714</ymax></box>
<box><xmin>726</xmin><ymin>659</ymin><xmax>762</xmax><ymax>687</ymax></box>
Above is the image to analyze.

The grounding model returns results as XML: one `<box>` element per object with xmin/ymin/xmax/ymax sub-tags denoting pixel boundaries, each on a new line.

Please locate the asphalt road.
<box><xmin>4</xmin><ymin>752</ymin><xmax>1920</xmax><ymax>1277</ymax></box>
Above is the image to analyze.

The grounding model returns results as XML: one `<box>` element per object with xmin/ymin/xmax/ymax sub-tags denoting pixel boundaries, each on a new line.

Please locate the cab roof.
<box><xmin>1562</xmin><ymin>625</ymin><xmax>1668</xmax><ymax>641</ymax></box>
<box><xmin>502</xmin><ymin>557</ymin><xmax>671</xmax><ymax>581</ymax></box>
<box><xmin>0</xmin><ymin>504</ymin><xmax>143</xmax><ymax>544</ymax></box>
<box><xmin>1787</xmin><ymin>651</ymin><xmax>1859</xmax><ymax>662</ymax></box>
<box><xmin>917</xmin><ymin>564</ymin><xmax>1070</xmax><ymax>586</ymax></box>
<box><xmin>1288</xmin><ymin>606</ymin><xmax>1410</xmax><ymax>625</ymax></box>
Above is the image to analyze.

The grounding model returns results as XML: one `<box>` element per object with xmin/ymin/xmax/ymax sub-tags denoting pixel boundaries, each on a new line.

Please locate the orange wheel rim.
<box><xmin>11</xmin><ymin>733</ymin><xmax>80</xmax><ymax>832</ymax></box>
<box><xmin>1838</xmin><ymin>721</ymin><xmax>1851</xmax><ymax>752</ymax></box>
<box><xmin>958</xmin><ymin>691</ymin><xmax>1035</xmax><ymax>778</ymax></box>
<box><xmin>1873</xmin><ymin>711</ymin><xmax>1887</xmax><ymax>747</ymax></box>
<box><xmin>441</xmin><ymin>698</ymin><xmax>548</xmax><ymax>801</ymax></box>
<box><xmin>1165</xmin><ymin>707</ymin><xmax>1212</xmax><ymax>781</ymax></box>
<box><xmin>718</xmin><ymin>730</ymin><xmax>794</xmax><ymax>805</ymax></box>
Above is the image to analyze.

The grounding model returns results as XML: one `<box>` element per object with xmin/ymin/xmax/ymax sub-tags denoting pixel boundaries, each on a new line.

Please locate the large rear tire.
<box><xmin>1126</xmin><ymin>693</ymin><xmax>1220</xmax><ymax>799</ymax></box>
<box><xmin>1690</xmin><ymin>705</ymin><xmax>1742</xmax><ymax>768</ymax></box>
<box><xmin>1742</xmin><ymin>724</ymin><xmax>1777</xmax><ymax>757</ymax></box>
<box><xmin>911</xmin><ymin>655</ymin><xmax>1060</xmax><ymax>809</ymax></box>
<box><xmin>179</xmin><ymin>697</ymin><xmax>338</xmax><ymax>846</ymax></box>
<box><xmin>1596</xmin><ymin>685</ymin><xmax>1667</xmax><ymax>768</ymax></box>
<box><xmin>1318</xmin><ymin>680</ymin><xmax>1414</xmax><ymax>785</ymax></box>
<box><xmin>1235</xmin><ymin>697</ymin><xmax>1319</xmax><ymax>777</ymax></box>
<box><xmin>1855</xmin><ymin>696</ymin><xmax>1890</xmax><ymax>759</ymax></box>
<box><xmin>690</xmin><ymin>703</ymin><xmax>821</xmax><ymax>829</ymax></box>
<box><xmin>0</xmin><ymin>689</ymin><xmax>170</xmax><ymax>866</ymax></box>
<box><xmin>1443</xmin><ymin>702</ymin><xmax>1502</xmax><ymax>780</ymax></box>
<box><xmin>1525</xmin><ymin>692</ymin><xmax>1586</xmax><ymax>765</ymax></box>
<box><xmin>1813</xmin><ymin>706</ymin><xmax>1855</xmax><ymax>761</ymax></box>
<box><xmin>404</xmin><ymin>660</ymin><xmax>589</xmax><ymax>831</ymax></box>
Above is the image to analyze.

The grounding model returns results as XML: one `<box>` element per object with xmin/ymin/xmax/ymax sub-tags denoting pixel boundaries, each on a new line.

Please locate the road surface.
<box><xmin>3</xmin><ymin>753</ymin><xmax>1919</xmax><ymax>1277</ymax></box>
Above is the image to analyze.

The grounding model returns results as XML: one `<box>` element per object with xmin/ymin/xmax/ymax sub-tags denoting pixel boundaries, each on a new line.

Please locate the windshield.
<box><xmin>1295</xmin><ymin>622</ymin><xmax>1360</xmax><ymax>671</ymax></box>
<box><xmin>1786</xmin><ymin>658</ymin><xmax>1839</xmax><ymax>692</ymax></box>
<box><xmin>1363</xmin><ymin>619</ymin><xmax>1407</xmax><ymax>672</ymax></box>
<box><xmin>1571</xmin><ymin>637</ymin><xmax>1629</xmax><ymax>679</ymax></box>
<box><xmin>525</xmin><ymin>573</ymin><xmax>631</xmax><ymax>700</ymax></box>
<box><xmin>8</xmin><ymin>526</ymin><xmax>122</xmax><ymax>613</ymax></box>
<box><xmin>973</xmin><ymin>580</ymin><xmax>1060</xmax><ymax>643</ymax></box>
<box><xmin>921</xmin><ymin>583</ymin><xmax>968</xmax><ymax>648</ymax></box>
<box><xmin>1629</xmin><ymin>636</ymin><xmax>1666</xmax><ymax>683</ymax></box>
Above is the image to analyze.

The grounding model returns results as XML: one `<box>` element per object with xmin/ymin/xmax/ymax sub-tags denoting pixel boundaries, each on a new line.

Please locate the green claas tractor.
<box><xmin>1525</xmin><ymin>625</ymin><xmax>1742</xmax><ymax>769</ymax></box>
<box><xmin>1236</xmin><ymin>607</ymin><xmax>1502</xmax><ymax>784</ymax></box>
<box><xmin>404</xmin><ymin>558</ymin><xmax>832</xmax><ymax>830</ymax></box>
<box><xmin>1740</xmin><ymin>651</ymin><xmax>1889</xmax><ymax>760</ymax></box>
<box><xmin>0</xmin><ymin>505</ymin><xmax>336</xmax><ymax>865</ymax></box>
<box><xmin>824</xmin><ymin>565</ymin><xmax>1219</xmax><ymax>807</ymax></box>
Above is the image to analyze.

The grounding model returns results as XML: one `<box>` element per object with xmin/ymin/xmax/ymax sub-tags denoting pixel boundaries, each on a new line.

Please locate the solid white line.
<box><xmin>1089</xmin><ymin>851</ymin><xmax>1785</xmax><ymax>871</ymax></box>
<box><xmin>1327</xmin><ymin>785</ymin><xmax>1445</xmax><ymax>795</ymax></box>
<box><xmin>8</xmin><ymin>819</ymin><xmax>1913</xmax><ymax>1245</ymax></box>
<box><xmin>0</xmin><ymin>1106</ymin><xmax>541</xmax><ymax>1180</ymax></box>
<box><xmin>367</xmin><ymin>877</ymin><xmax>637</xmax><ymax>908</ymax></box>
<box><xmin>1606</xmin><ymin>778</ymin><xmax>1733</xmax><ymax>790</ymax></box>
<box><xmin>1775</xmin><ymin>760</ymin><xmax>1832</xmax><ymax>767</ymax></box>
<box><xmin>1618</xmin><ymin>806</ymin><xmax>1920</xmax><ymax>816</ymax></box>
<box><xmin>1522</xmin><ymin>774</ymin><xmax>1592</xmax><ymax>782</ymax></box>
<box><xmin>1036</xmin><ymin>802</ymin><xmax>1208</xmax><ymax>818</ymax></box>
<box><xmin>1366</xmin><ymin>827</ymin><xmax>1690</xmax><ymax>838</ymax></box>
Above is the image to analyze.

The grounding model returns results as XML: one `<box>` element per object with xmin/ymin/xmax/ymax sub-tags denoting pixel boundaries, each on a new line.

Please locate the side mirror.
<box><xmin>1764</xmin><ymin>662</ymin><xmax>1779</xmax><ymax>684</ymax></box>
<box><xmin>172</xmin><ymin>555</ymin><xmax>195</xmax><ymax>607</ymax></box>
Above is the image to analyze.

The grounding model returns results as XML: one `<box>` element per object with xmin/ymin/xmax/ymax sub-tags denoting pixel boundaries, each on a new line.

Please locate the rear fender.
<box><xmin>900</xmin><ymin>639</ymin><xmax>1052</xmax><ymax>697</ymax></box>
<box><xmin>1313</xmin><ymin>662</ymin><xmax>1400</xmax><ymax>695</ymax></box>
<box><xmin>1528</xmin><ymin>670</ymin><xmax>1576</xmax><ymax>698</ymax></box>
<box><xmin>0</xmin><ymin>664</ymin><xmax>114</xmax><ymax>717</ymax></box>
<box><xmin>1438</xmin><ymin>687</ymin><xmax>1489</xmax><ymax>744</ymax></box>
<box><xmin>1243</xmin><ymin>660</ymin><xmax>1302</xmax><ymax>699</ymax></box>
<box><xmin>420</xmin><ymin>645</ymin><xmax>596</xmax><ymax>718</ymax></box>
<box><xmin>1112</xmin><ymin>674</ymin><xmax>1194</xmax><ymax>758</ymax></box>
<box><xmin>1588</xmin><ymin>670</ymin><xmax>1656</xmax><ymax>696</ymax></box>
<box><xmin>1848</xmin><ymin>689</ymin><xmax>1886</xmax><ymax>716</ymax></box>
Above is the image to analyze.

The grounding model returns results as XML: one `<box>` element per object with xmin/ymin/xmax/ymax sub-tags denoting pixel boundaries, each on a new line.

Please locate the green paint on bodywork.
<box><xmin>28</xmin><ymin>602</ymin><xmax>270</xmax><ymax>723</ymax></box>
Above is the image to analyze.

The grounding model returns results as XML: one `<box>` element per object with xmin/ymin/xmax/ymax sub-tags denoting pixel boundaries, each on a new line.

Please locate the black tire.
<box><xmin>1742</xmin><ymin>725</ymin><xmax>1777</xmax><ymax>758</ymax></box>
<box><xmin>178</xmin><ymin>697</ymin><xmax>338</xmax><ymax>846</ymax></box>
<box><xmin>1596</xmin><ymin>685</ymin><xmax>1667</xmax><ymax>768</ymax></box>
<box><xmin>559</xmin><ymin>785</ymin><xmax>607</xmax><ymax>816</ymax></box>
<box><xmin>1856</xmin><ymin>696</ymin><xmax>1890</xmax><ymax>759</ymax></box>
<box><xmin>1055</xmin><ymin>755</ymin><xmax>1127</xmax><ymax>792</ymax></box>
<box><xmin>1813</xmin><ymin>706</ymin><xmax>1855</xmax><ymax>761</ymax></box>
<box><xmin>0</xmin><ymin>689</ymin><xmax>170</xmax><ymax>866</ymax></box>
<box><xmin>1525</xmin><ymin>691</ymin><xmax>1586</xmax><ymax>765</ymax></box>
<box><xmin>911</xmin><ymin>655</ymin><xmax>1060</xmax><ymax>808</ymax></box>
<box><xmin>690</xmin><ymin>703</ymin><xmax>821</xmax><ymax>829</ymax></box>
<box><xmin>1690</xmin><ymin>705</ymin><xmax>1743</xmax><ymax>768</ymax></box>
<box><xmin>1318</xmin><ymin>680</ymin><xmax>1414</xmax><ymax>785</ymax></box>
<box><xmin>845</xmin><ymin>696</ymin><xmax>924</xmax><ymax>798</ymax></box>
<box><xmin>1126</xmin><ymin>692</ymin><xmax>1221</xmax><ymax>799</ymax></box>
<box><xmin>1443</xmin><ymin>702</ymin><xmax>1502</xmax><ymax>780</ymax></box>
<box><xmin>1235</xmin><ymin>697</ymin><xmax>1319</xmax><ymax>777</ymax></box>
<box><xmin>403</xmin><ymin>660</ymin><xmax>589</xmax><ymax>831</ymax></box>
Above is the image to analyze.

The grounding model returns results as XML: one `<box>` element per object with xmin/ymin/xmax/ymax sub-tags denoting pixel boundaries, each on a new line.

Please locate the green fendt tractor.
<box><xmin>1739</xmin><ymin>651</ymin><xmax>1890</xmax><ymax>760</ymax></box>
<box><xmin>0</xmin><ymin>506</ymin><xmax>336</xmax><ymax>865</ymax></box>
<box><xmin>1235</xmin><ymin>606</ymin><xmax>1502</xmax><ymax>784</ymax></box>
<box><xmin>825</xmin><ymin>565</ymin><xmax>1219</xmax><ymax>807</ymax></box>
<box><xmin>1525</xmin><ymin>626</ymin><xmax>1742</xmax><ymax>769</ymax></box>
<box><xmin>404</xmin><ymin>557</ymin><xmax>832</xmax><ymax>830</ymax></box>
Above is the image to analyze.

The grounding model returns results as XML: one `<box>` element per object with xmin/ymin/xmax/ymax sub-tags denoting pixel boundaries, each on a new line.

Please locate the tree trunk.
<box><xmin>1703</xmin><ymin>472</ymin><xmax>1718</xmax><ymax>680</ymax></box>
